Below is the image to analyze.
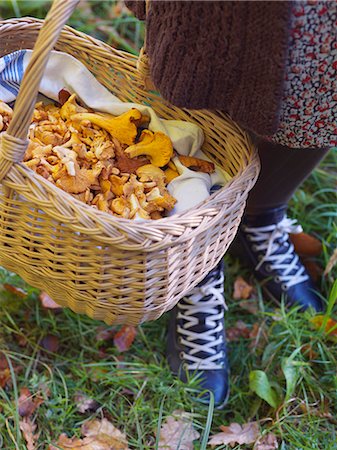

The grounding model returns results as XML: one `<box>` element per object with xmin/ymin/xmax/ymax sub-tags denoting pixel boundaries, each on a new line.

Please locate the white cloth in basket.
<box><xmin>0</xmin><ymin>50</ymin><xmax>231</xmax><ymax>215</ymax></box>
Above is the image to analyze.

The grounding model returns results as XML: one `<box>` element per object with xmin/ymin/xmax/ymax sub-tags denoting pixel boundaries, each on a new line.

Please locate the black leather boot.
<box><xmin>230</xmin><ymin>206</ymin><xmax>323</xmax><ymax>311</ymax></box>
<box><xmin>167</xmin><ymin>260</ymin><xmax>229</xmax><ymax>408</ymax></box>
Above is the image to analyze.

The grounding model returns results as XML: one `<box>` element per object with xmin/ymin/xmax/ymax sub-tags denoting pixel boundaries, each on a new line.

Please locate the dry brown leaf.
<box><xmin>226</xmin><ymin>320</ymin><xmax>251</xmax><ymax>342</ymax></box>
<box><xmin>18</xmin><ymin>387</ymin><xmax>44</xmax><ymax>417</ymax></box>
<box><xmin>311</xmin><ymin>315</ymin><xmax>337</xmax><ymax>340</ymax></box>
<box><xmin>238</xmin><ymin>299</ymin><xmax>259</xmax><ymax>314</ymax></box>
<box><xmin>233</xmin><ymin>276</ymin><xmax>254</xmax><ymax>300</ymax></box>
<box><xmin>20</xmin><ymin>418</ymin><xmax>39</xmax><ymax>450</ymax></box>
<box><xmin>113</xmin><ymin>326</ymin><xmax>137</xmax><ymax>352</ymax></box>
<box><xmin>50</xmin><ymin>418</ymin><xmax>129</xmax><ymax>450</ymax></box>
<box><xmin>302</xmin><ymin>259</ymin><xmax>323</xmax><ymax>283</ymax></box>
<box><xmin>40</xmin><ymin>334</ymin><xmax>60</xmax><ymax>353</ymax></box>
<box><xmin>254</xmin><ymin>432</ymin><xmax>278</xmax><ymax>450</ymax></box>
<box><xmin>74</xmin><ymin>392</ymin><xmax>100</xmax><ymax>414</ymax></box>
<box><xmin>208</xmin><ymin>422</ymin><xmax>259</xmax><ymax>447</ymax></box>
<box><xmin>0</xmin><ymin>352</ymin><xmax>11</xmax><ymax>388</ymax></box>
<box><xmin>324</xmin><ymin>247</ymin><xmax>337</xmax><ymax>276</ymax></box>
<box><xmin>158</xmin><ymin>410</ymin><xmax>200</xmax><ymax>450</ymax></box>
<box><xmin>290</xmin><ymin>232</ymin><xmax>322</xmax><ymax>257</ymax></box>
<box><xmin>95</xmin><ymin>326</ymin><xmax>117</xmax><ymax>342</ymax></box>
<box><xmin>3</xmin><ymin>283</ymin><xmax>27</xmax><ymax>298</ymax></box>
<box><xmin>39</xmin><ymin>292</ymin><xmax>62</xmax><ymax>310</ymax></box>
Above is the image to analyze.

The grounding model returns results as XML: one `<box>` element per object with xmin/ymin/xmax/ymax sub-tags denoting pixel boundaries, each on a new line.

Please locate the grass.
<box><xmin>0</xmin><ymin>2</ymin><xmax>337</xmax><ymax>449</ymax></box>
<box><xmin>0</xmin><ymin>149</ymin><xmax>336</xmax><ymax>449</ymax></box>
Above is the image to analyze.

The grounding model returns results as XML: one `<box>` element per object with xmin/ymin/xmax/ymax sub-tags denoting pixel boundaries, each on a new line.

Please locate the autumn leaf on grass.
<box><xmin>158</xmin><ymin>410</ymin><xmax>200</xmax><ymax>450</ymax></box>
<box><xmin>114</xmin><ymin>326</ymin><xmax>137</xmax><ymax>352</ymax></box>
<box><xmin>289</xmin><ymin>232</ymin><xmax>322</xmax><ymax>257</ymax></box>
<box><xmin>3</xmin><ymin>283</ymin><xmax>27</xmax><ymax>298</ymax></box>
<box><xmin>39</xmin><ymin>292</ymin><xmax>62</xmax><ymax>310</ymax></box>
<box><xmin>50</xmin><ymin>418</ymin><xmax>129</xmax><ymax>450</ymax></box>
<box><xmin>18</xmin><ymin>387</ymin><xmax>44</xmax><ymax>417</ymax></box>
<box><xmin>0</xmin><ymin>352</ymin><xmax>11</xmax><ymax>388</ymax></box>
<box><xmin>40</xmin><ymin>334</ymin><xmax>60</xmax><ymax>353</ymax></box>
<box><xmin>254</xmin><ymin>432</ymin><xmax>278</xmax><ymax>450</ymax></box>
<box><xmin>208</xmin><ymin>422</ymin><xmax>259</xmax><ymax>447</ymax></box>
<box><xmin>0</xmin><ymin>352</ymin><xmax>21</xmax><ymax>388</ymax></box>
<box><xmin>303</xmin><ymin>259</ymin><xmax>323</xmax><ymax>283</ymax></box>
<box><xmin>233</xmin><ymin>276</ymin><xmax>254</xmax><ymax>300</ymax></box>
<box><xmin>74</xmin><ymin>392</ymin><xmax>100</xmax><ymax>414</ymax></box>
<box><xmin>20</xmin><ymin>418</ymin><xmax>39</xmax><ymax>450</ymax></box>
<box><xmin>227</xmin><ymin>320</ymin><xmax>250</xmax><ymax>341</ymax></box>
<box><xmin>96</xmin><ymin>326</ymin><xmax>117</xmax><ymax>342</ymax></box>
<box><xmin>311</xmin><ymin>315</ymin><xmax>337</xmax><ymax>340</ymax></box>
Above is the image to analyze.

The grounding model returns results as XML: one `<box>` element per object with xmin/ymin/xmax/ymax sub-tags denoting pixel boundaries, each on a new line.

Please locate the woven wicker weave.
<box><xmin>0</xmin><ymin>0</ymin><xmax>259</xmax><ymax>325</ymax></box>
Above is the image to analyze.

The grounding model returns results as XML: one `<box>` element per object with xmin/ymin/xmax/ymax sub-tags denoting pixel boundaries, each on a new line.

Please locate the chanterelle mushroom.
<box><xmin>125</xmin><ymin>130</ymin><xmax>173</xmax><ymax>167</ymax></box>
<box><xmin>72</xmin><ymin>109</ymin><xmax>142</xmax><ymax>145</ymax></box>
<box><xmin>0</xmin><ymin>100</ymin><xmax>13</xmax><ymax>131</ymax></box>
<box><xmin>60</xmin><ymin>93</ymin><xmax>88</xmax><ymax>121</ymax></box>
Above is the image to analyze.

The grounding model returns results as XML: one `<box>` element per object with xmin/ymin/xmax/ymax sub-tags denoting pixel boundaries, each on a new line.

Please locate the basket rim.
<box><xmin>0</xmin><ymin>16</ymin><xmax>260</xmax><ymax>250</ymax></box>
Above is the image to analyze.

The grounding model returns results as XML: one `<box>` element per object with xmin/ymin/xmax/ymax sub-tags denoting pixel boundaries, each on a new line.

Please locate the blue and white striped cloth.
<box><xmin>0</xmin><ymin>50</ymin><xmax>26</xmax><ymax>99</ymax></box>
<box><xmin>0</xmin><ymin>49</ymin><xmax>230</xmax><ymax>214</ymax></box>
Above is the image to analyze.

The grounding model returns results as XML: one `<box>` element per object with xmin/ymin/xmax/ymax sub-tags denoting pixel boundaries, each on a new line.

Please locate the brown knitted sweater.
<box><xmin>125</xmin><ymin>1</ymin><xmax>292</xmax><ymax>135</ymax></box>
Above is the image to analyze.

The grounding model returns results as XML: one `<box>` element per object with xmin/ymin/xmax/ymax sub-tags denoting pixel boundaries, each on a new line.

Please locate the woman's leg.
<box><xmin>232</xmin><ymin>139</ymin><xmax>330</xmax><ymax>310</ymax></box>
<box><xmin>246</xmin><ymin>139</ymin><xmax>329</xmax><ymax>214</ymax></box>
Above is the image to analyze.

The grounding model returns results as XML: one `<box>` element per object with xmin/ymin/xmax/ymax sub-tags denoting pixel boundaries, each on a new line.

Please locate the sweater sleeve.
<box><xmin>124</xmin><ymin>1</ymin><xmax>146</xmax><ymax>20</ymax></box>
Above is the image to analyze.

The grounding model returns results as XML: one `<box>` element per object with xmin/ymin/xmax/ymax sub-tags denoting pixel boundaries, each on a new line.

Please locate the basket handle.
<box><xmin>0</xmin><ymin>0</ymin><xmax>79</xmax><ymax>182</ymax></box>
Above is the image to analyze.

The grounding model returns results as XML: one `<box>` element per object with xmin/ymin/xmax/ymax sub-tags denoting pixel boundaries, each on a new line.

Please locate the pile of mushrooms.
<box><xmin>0</xmin><ymin>92</ymin><xmax>215</xmax><ymax>220</ymax></box>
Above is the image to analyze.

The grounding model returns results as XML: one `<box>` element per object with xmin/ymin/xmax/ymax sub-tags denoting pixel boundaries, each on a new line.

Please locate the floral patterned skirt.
<box><xmin>269</xmin><ymin>1</ymin><xmax>337</xmax><ymax>149</ymax></box>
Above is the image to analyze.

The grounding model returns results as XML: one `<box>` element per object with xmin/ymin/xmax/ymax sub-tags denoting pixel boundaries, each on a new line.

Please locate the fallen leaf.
<box><xmin>39</xmin><ymin>292</ymin><xmax>62</xmax><ymax>310</ymax></box>
<box><xmin>96</xmin><ymin>326</ymin><xmax>116</xmax><ymax>342</ymax></box>
<box><xmin>324</xmin><ymin>247</ymin><xmax>337</xmax><ymax>275</ymax></box>
<box><xmin>18</xmin><ymin>387</ymin><xmax>44</xmax><ymax>417</ymax></box>
<box><xmin>233</xmin><ymin>276</ymin><xmax>254</xmax><ymax>300</ymax></box>
<box><xmin>0</xmin><ymin>353</ymin><xmax>21</xmax><ymax>388</ymax></box>
<box><xmin>301</xmin><ymin>343</ymin><xmax>318</xmax><ymax>360</ymax></box>
<box><xmin>50</xmin><ymin>418</ymin><xmax>129</xmax><ymax>450</ymax></box>
<box><xmin>300</xmin><ymin>400</ymin><xmax>337</xmax><ymax>425</ymax></box>
<box><xmin>227</xmin><ymin>320</ymin><xmax>250</xmax><ymax>341</ymax></box>
<box><xmin>158</xmin><ymin>410</ymin><xmax>200</xmax><ymax>450</ymax></box>
<box><xmin>254</xmin><ymin>432</ymin><xmax>278</xmax><ymax>450</ymax></box>
<box><xmin>290</xmin><ymin>232</ymin><xmax>322</xmax><ymax>257</ymax></box>
<box><xmin>239</xmin><ymin>299</ymin><xmax>259</xmax><ymax>314</ymax></box>
<box><xmin>311</xmin><ymin>315</ymin><xmax>337</xmax><ymax>339</ymax></box>
<box><xmin>15</xmin><ymin>332</ymin><xmax>28</xmax><ymax>347</ymax></box>
<box><xmin>3</xmin><ymin>283</ymin><xmax>27</xmax><ymax>298</ymax></box>
<box><xmin>20</xmin><ymin>417</ymin><xmax>39</xmax><ymax>450</ymax></box>
<box><xmin>113</xmin><ymin>326</ymin><xmax>137</xmax><ymax>352</ymax></box>
<box><xmin>303</xmin><ymin>259</ymin><xmax>323</xmax><ymax>283</ymax></box>
<box><xmin>0</xmin><ymin>352</ymin><xmax>11</xmax><ymax>388</ymax></box>
<box><xmin>40</xmin><ymin>334</ymin><xmax>60</xmax><ymax>353</ymax></box>
<box><xmin>208</xmin><ymin>422</ymin><xmax>259</xmax><ymax>447</ymax></box>
<box><xmin>74</xmin><ymin>392</ymin><xmax>100</xmax><ymax>414</ymax></box>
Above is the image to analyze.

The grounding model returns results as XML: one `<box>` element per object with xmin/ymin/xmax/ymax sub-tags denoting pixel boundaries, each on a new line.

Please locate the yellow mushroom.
<box><xmin>71</xmin><ymin>109</ymin><xmax>142</xmax><ymax>146</ymax></box>
<box><xmin>60</xmin><ymin>93</ymin><xmax>88</xmax><ymax>120</ymax></box>
<box><xmin>125</xmin><ymin>130</ymin><xmax>173</xmax><ymax>167</ymax></box>
<box><xmin>164</xmin><ymin>167</ymin><xmax>179</xmax><ymax>183</ymax></box>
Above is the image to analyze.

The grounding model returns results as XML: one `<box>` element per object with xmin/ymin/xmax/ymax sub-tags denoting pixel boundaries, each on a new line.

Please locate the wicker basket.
<box><xmin>0</xmin><ymin>0</ymin><xmax>259</xmax><ymax>325</ymax></box>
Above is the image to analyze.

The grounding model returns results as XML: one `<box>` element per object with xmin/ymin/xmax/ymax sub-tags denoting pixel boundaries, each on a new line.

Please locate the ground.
<box><xmin>0</xmin><ymin>2</ymin><xmax>336</xmax><ymax>449</ymax></box>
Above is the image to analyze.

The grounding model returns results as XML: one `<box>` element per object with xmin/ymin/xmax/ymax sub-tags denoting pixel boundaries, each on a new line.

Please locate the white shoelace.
<box><xmin>177</xmin><ymin>272</ymin><xmax>226</xmax><ymax>370</ymax></box>
<box><xmin>244</xmin><ymin>217</ymin><xmax>309</xmax><ymax>290</ymax></box>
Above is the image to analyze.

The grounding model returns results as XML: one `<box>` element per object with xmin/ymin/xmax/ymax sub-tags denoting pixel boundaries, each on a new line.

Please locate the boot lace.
<box><xmin>177</xmin><ymin>272</ymin><xmax>226</xmax><ymax>371</ymax></box>
<box><xmin>244</xmin><ymin>217</ymin><xmax>309</xmax><ymax>290</ymax></box>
